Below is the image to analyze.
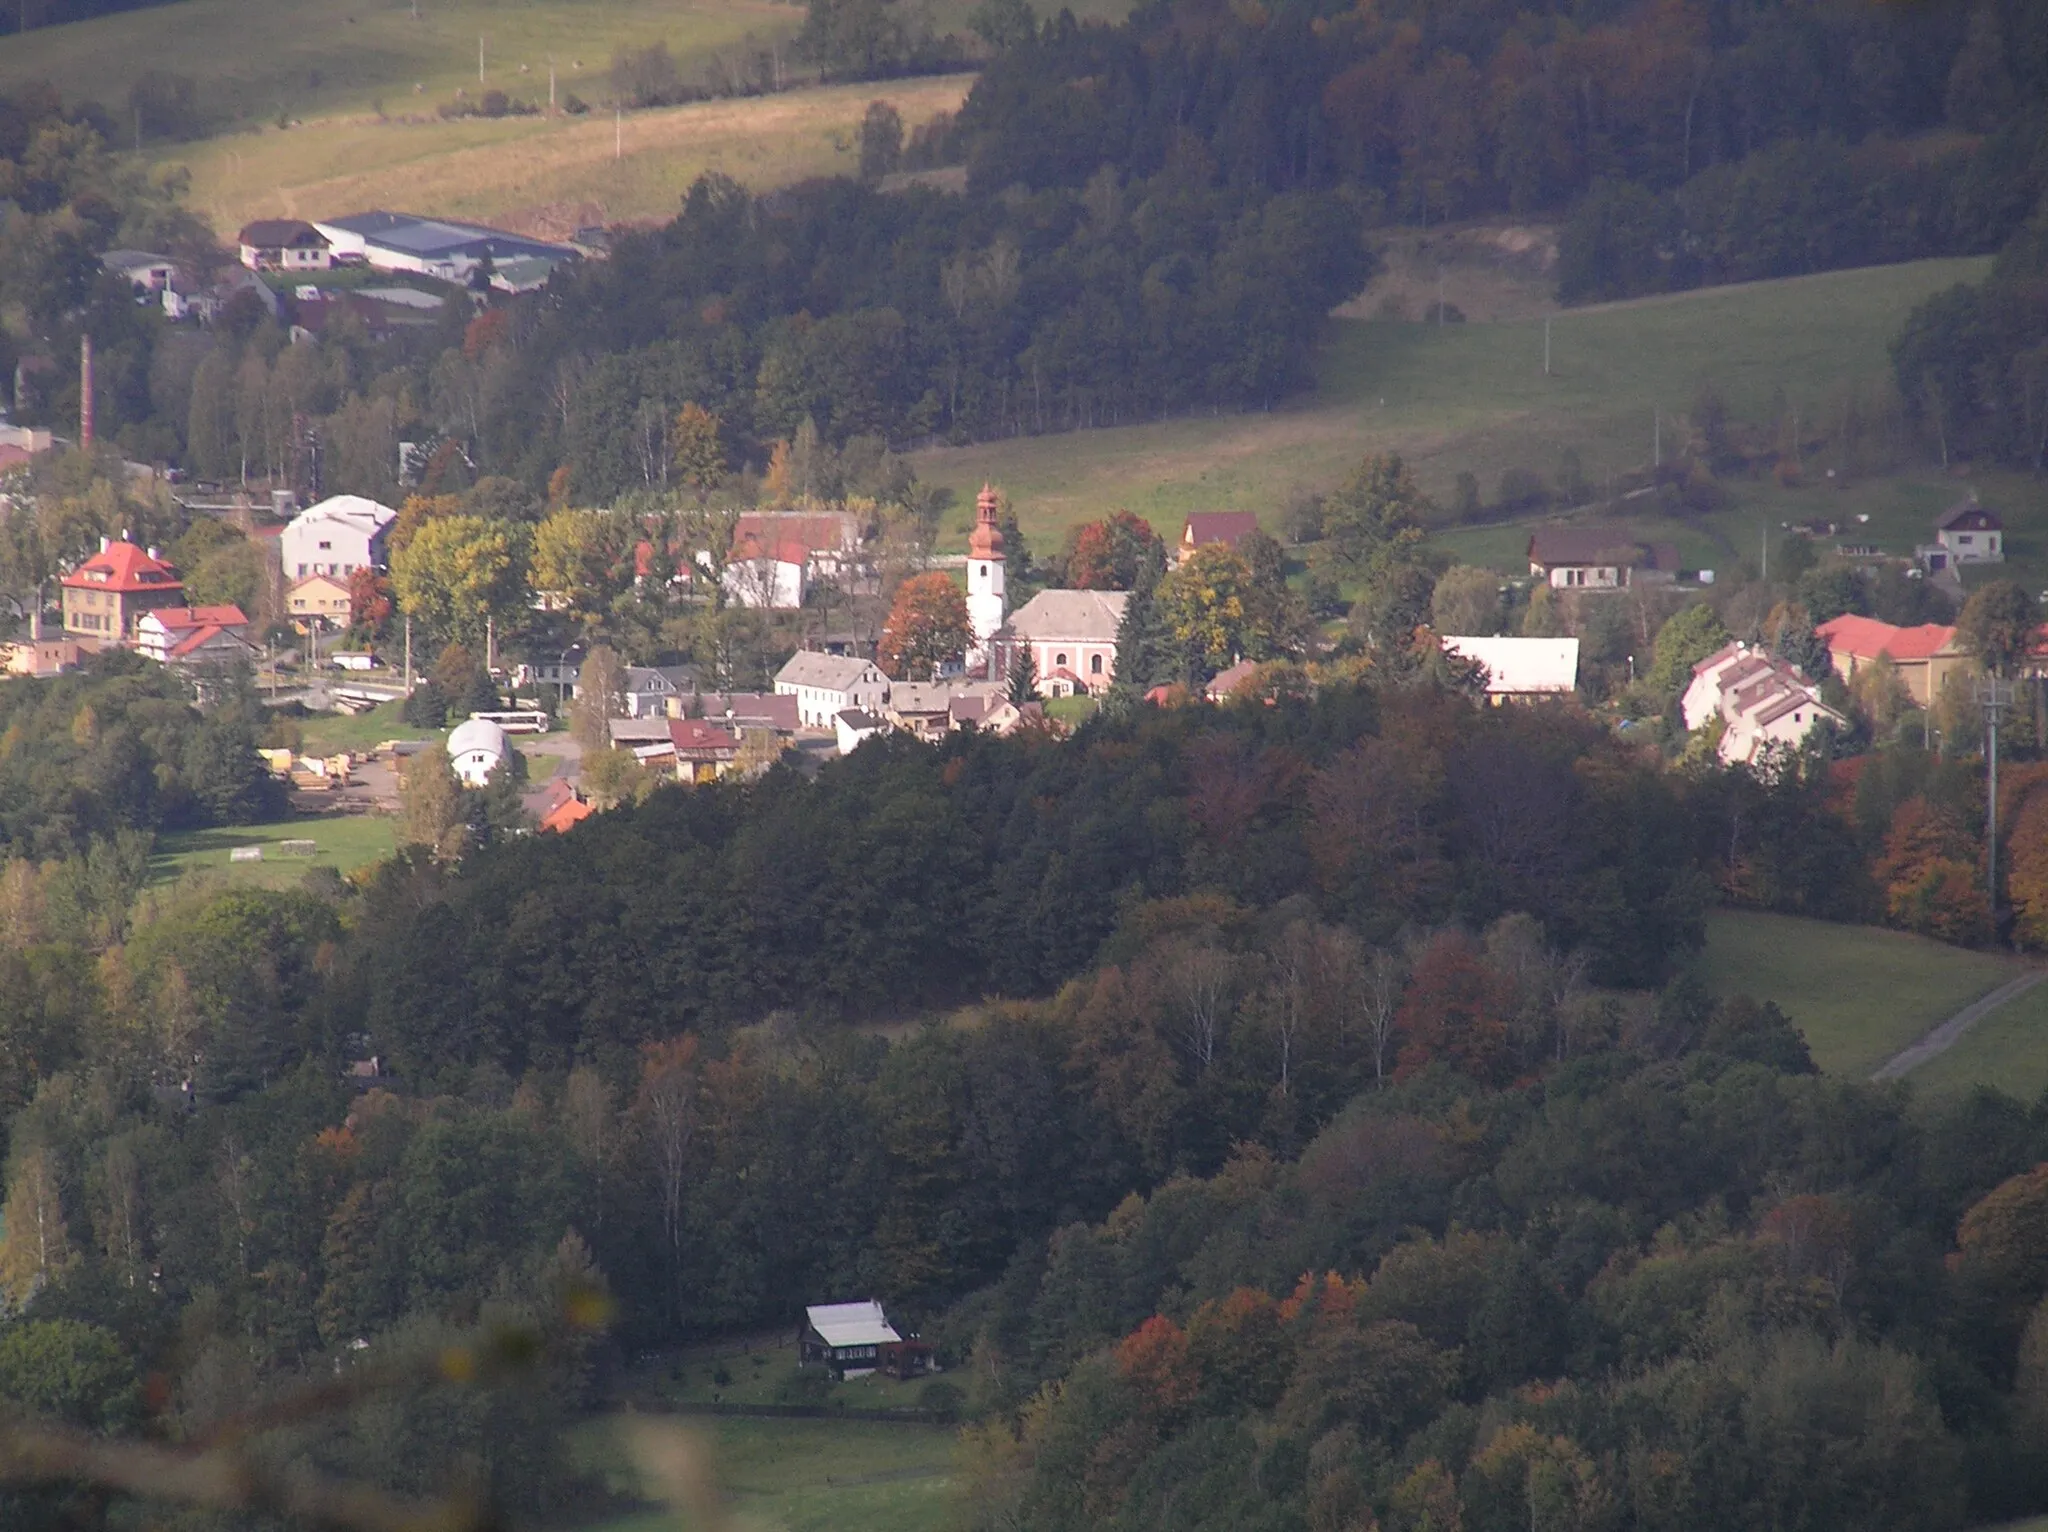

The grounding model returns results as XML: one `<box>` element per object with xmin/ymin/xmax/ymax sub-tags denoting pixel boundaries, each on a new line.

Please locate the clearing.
<box><xmin>913</xmin><ymin>257</ymin><xmax>1992</xmax><ymax>553</ymax></box>
<box><xmin>574</xmin><ymin>1413</ymin><xmax>959</xmax><ymax>1532</ymax></box>
<box><xmin>159</xmin><ymin>75</ymin><xmax>975</xmax><ymax>238</ymax></box>
<box><xmin>148</xmin><ymin>816</ymin><xmax>397</xmax><ymax>889</ymax></box>
<box><xmin>1897</xmin><ymin>978</ymin><xmax>2048</xmax><ymax>1104</ymax></box>
<box><xmin>1696</xmin><ymin>910</ymin><xmax>2025</xmax><ymax>1078</ymax></box>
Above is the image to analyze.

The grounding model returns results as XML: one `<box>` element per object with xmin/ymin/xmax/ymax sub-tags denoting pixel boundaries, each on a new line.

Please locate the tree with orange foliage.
<box><xmin>1066</xmin><ymin>510</ymin><xmax>1166</xmax><ymax>590</ymax></box>
<box><xmin>2005</xmin><ymin>784</ymin><xmax>2048</xmax><ymax>950</ymax></box>
<box><xmin>877</xmin><ymin>571</ymin><xmax>972</xmax><ymax>679</ymax></box>
<box><xmin>1394</xmin><ymin>930</ymin><xmax>1514</xmax><ymax>1085</ymax></box>
<box><xmin>1952</xmin><ymin>1163</ymin><xmax>2048</xmax><ymax>1353</ymax></box>
<box><xmin>346</xmin><ymin>567</ymin><xmax>394</xmax><ymax>643</ymax></box>
<box><xmin>1185</xmin><ymin>1287</ymin><xmax>1294</xmax><ymax>1413</ymax></box>
<box><xmin>1114</xmin><ymin>1314</ymin><xmax>1196</xmax><ymax>1420</ymax></box>
<box><xmin>1873</xmin><ymin>797</ymin><xmax>1991</xmax><ymax>945</ymax></box>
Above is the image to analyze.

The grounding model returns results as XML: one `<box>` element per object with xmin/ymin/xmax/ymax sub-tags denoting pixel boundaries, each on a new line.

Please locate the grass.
<box><xmin>160</xmin><ymin>75</ymin><xmax>976</xmax><ymax>236</ymax></box>
<box><xmin>148</xmin><ymin>816</ymin><xmax>397</xmax><ymax>888</ymax></box>
<box><xmin>913</xmin><ymin>258</ymin><xmax>1993</xmax><ymax>554</ymax></box>
<box><xmin>1696</xmin><ymin>909</ymin><xmax>2023</xmax><ymax>1077</ymax></box>
<box><xmin>572</xmin><ymin>1413</ymin><xmax>960</xmax><ymax>1532</ymax></box>
<box><xmin>625</xmin><ymin>1338</ymin><xmax>939</xmax><ymax>1413</ymax></box>
<box><xmin>1901</xmin><ymin>977</ymin><xmax>2048</xmax><ymax>1104</ymax></box>
<box><xmin>291</xmin><ymin>700</ymin><xmax>414</xmax><ymax>756</ymax></box>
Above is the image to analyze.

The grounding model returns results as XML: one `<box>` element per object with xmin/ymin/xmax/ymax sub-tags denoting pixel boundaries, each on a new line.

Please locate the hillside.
<box><xmin>914</xmin><ymin>256</ymin><xmax>1995</xmax><ymax>553</ymax></box>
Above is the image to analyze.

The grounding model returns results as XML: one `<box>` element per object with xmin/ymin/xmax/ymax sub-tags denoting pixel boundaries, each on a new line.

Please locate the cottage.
<box><xmin>1526</xmin><ymin>527</ymin><xmax>1680</xmax><ymax>591</ymax></box>
<box><xmin>1928</xmin><ymin>498</ymin><xmax>2003</xmax><ymax>570</ymax></box>
<box><xmin>835</xmin><ymin>708</ymin><xmax>889</xmax><ymax>755</ymax></box>
<box><xmin>1814</xmin><ymin>614</ymin><xmax>1966</xmax><ymax>708</ymax></box>
<box><xmin>238</xmin><ymin>219</ymin><xmax>333</xmax><ymax>272</ymax></box>
<box><xmin>282</xmin><ymin>494</ymin><xmax>397</xmax><ymax>581</ymax></box>
<box><xmin>1682</xmin><ymin>644</ymin><xmax>1846</xmax><ymax>767</ymax></box>
<box><xmin>100</xmin><ymin>249</ymin><xmax>177</xmax><ymax>293</ymax></box>
<box><xmin>60</xmin><ymin>538</ymin><xmax>184</xmax><ymax>642</ymax></box>
<box><xmin>998</xmin><ymin>589</ymin><xmax>1130</xmax><ymax>697</ymax></box>
<box><xmin>799</xmin><ymin>1300</ymin><xmax>932</xmax><ymax>1380</ymax></box>
<box><xmin>447</xmin><ymin>716</ymin><xmax>511</xmax><ymax>787</ymax></box>
<box><xmin>622</xmin><ymin>665</ymin><xmax>694</xmax><ymax>718</ymax></box>
<box><xmin>1177</xmin><ymin>512</ymin><xmax>1261</xmax><ymax>563</ymax></box>
<box><xmin>1205</xmin><ymin>659</ymin><xmax>1261</xmax><ymax>702</ymax></box>
<box><xmin>668</xmin><ymin>718</ymin><xmax>741</xmax><ymax>783</ymax></box>
<box><xmin>135</xmin><ymin>605</ymin><xmax>255</xmax><ymax>667</ymax></box>
<box><xmin>776</xmin><ymin>651</ymin><xmax>889</xmax><ymax>730</ymax></box>
<box><xmin>288</xmin><ymin>572</ymin><xmax>353</xmax><ymax>627</ymax></box>
<box><xmin>1438</xmin><ymin>636</ymin><xmax>1581</xmax><ymax>703</ymax></box>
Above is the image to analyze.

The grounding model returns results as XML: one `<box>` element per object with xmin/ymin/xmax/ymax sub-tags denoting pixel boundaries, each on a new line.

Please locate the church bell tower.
<box><xmin>966</xmin><ymin>482</ymin><xmax>1006</xmax><ymax>672</ymax></box>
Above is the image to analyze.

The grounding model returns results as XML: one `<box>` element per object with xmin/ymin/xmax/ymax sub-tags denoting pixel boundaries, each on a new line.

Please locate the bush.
<box><xmin>1494</xmin><ymin>467</ymin><xmax>1551</xmax><ymax>513</ymax></box>
<box><xmin>776</xmin><ymin>1368</ymin><xmax>834</xmax><ymax>1405</ymax></box>
<box><xmin>918</xmin><ymin>1379</ymin><xmax>965</xmax><ymax>1420</ymax></box>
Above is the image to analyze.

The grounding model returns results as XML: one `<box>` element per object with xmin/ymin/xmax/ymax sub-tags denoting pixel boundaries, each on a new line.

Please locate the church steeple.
<box><xmin>966</xmin><ymin>482</ymin><xmax>1007</xmax><ymax>671</ymax></box>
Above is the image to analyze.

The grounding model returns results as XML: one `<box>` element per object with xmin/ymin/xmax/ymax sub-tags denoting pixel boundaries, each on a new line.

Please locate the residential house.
<box><xmin>1205</xmin><ymin>659</ymin><xmax>1261</xmax><ymax>702</ymax></box>
<box><xmin>775</xmin><ymin>651</ymin><xmax>890</xmax><ymax>730</ymax></box>
<box><xmin>136</xmin><ymin>605</ymin><xmax>254</xmax><ymax>667</ymax></box>
<box><xmin>799</xmin><ymin>1300</ymin><xmax>931</xmax><ymax>1380</ymax></box>
<box><xmin>886</xmin><ymin>680</ymin><xmax>998</xmax><ymax>740</ymax></box>
<box><xmin>447</xmin><ymin>716</ymin><xmax>511</xmax><ymax>787</ymax></box>
<box><xmin>288</xmin><ymin>573</ymin><xmax>353</xmax><ymax>628</ymax></box>
<box><xmin>623</xmin><ymin>665</ymin><xmax>694</xmax><ymax>719</ymax></box>
<box><xmin>1439</xmin><ymin>635</ymin><xmax>1581</xmax><ymax>703</ymax></box>
<box><xmin>282</xmin><ymin>495</ymin><xmax>397</xmax><ymax>581</ymax></box>
<box><xmin>998</xmin><ymin>589</ymin><xmax>1130</xmax><ymax>697</ymax></box>
<box><xmin>721</xmin><ymin>511</ymin><xmax>871</xmax><ymax>609</ymax></box>
<box><xmin>1921</xmin><ymin>498</ymin><xmax>2004</xmax><ymax>573</ymax></box>
<box><xmin>607</xmin><ymin>717</ymin><xmax>676</xmax><ymax>764</ymax></box>
<box><xmin>60</xmin><ymin>538</ymin><xmax>184</xmax><ymax>642</ymax></box>
<box><xmin>539</xmin><ymin>790</ymin><xmax>595</xmax><ymax>834</ymax></box>
<box><xmin>668</xmin><ymin>718</ymin><xmax>741</xmax><ymax>784</ymax></box>
<box><xmin>100</xmin><ymin>249</ymin><xmax>176</xmax><ymax>293</ymax></box>
<box><xmin>1177</xmin><ymin>512</ymin><xmax>1261</xmax><ymax>563</ymax></box>
<box><xmin>1815</xmin><ymin>615</ymin><xmax>1966</xmax><ymax>709</ymax></box>
<box><xmin>3</xmin><ymin>638</ymin><xmax>83</xmax><ymax>677</ymax></box>
<box><xmin>515</xmin><ymin>645</ymin><xmax>585</xmax><ymax>698</ymax></box>
<box><xmin>676</xmin><ymin>690</ymin><xmax>800</xmax><ymax>736</ymax></box>
<box><xmin>1682</xmin><ymin>644</ymin><xmax>1846</xmax><ymax>767</ymax></box>
<box><xmin>834</xmin><ymin>708</ymin><xmax>888</xmax><ymax>755</ymax></box>
<box><xmin>237</xmin><ymin>219</ymin><xmax>333</xmax><ymax>272</ymax></box>
<box><xmin>312</xmin><ymin>211</ymin><xmax>577</xmax><ymax>285</ymax></box>
<box><xmin>948</xmin><ymin>691</ymin><xmax>1041</xmax><ymax>735</ymax></box>
<box><xmin>1526</xmin><ymin>527</ymin><xmax>1681</xmax><ymax>590</ymax></box>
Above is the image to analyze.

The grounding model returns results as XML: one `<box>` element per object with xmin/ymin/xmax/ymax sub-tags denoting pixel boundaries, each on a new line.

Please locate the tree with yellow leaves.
<box><xmin>0</xmin><ymin>1142</ymin><xmax>74</xmax><ymax>1307</ymax></box>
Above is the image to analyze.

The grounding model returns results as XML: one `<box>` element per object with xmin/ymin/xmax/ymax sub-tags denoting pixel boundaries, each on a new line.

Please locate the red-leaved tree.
<box><xmin>877</xmin><ymin>571</ymin><xmax>972</xmax><ymax>679</ymax></box>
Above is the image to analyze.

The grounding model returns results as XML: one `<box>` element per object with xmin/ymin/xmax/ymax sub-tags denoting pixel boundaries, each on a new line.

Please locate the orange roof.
<box><xmin>968</xmin><ymin>483</ymin><xmax>1005</xmax><ymax>561</ymax></box>
<box><xmin>148</xmin><ymin>604</ymin><xmax>249</xmax><ymax>630</ymax></box>
<box><xmin>60</xmin><ymin>540</ymin><xmax>181</xmax><ymax>594</ymax></box>
<box><xmin>1816</xmin><ymin>614</ymin><xmax>1956</xmax><ymax>662</ymax></box>
<box><xmin>539</xmin><ymin>794</ymin><xmax>595</xmax><ymax>833</ymax></box>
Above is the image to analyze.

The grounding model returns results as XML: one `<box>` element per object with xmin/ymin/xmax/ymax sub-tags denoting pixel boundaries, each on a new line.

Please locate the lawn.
<box><xmin>1901</xmin><ymin>977</ymin><xmax>2048</xmax><ymax>1104</ymax></box>
<box><xmin>292</xmin><ymin>700</ymin><xmax>415</xmax><ymax>757</ymax></box>
<box><xmin>913</xmin><ymin>258</ymin><xmax>1992</xmax><ymax>553</ymax></box>
<box><xmin>148</xmin><ymin>816</ymin><xmax>398</xmax><ymax>888</ymax></box>
<box><xmin>1696</xmin><ymin>909</ymin><xmax>2023</xmax><ymax>1078</ymax></box>
<box><xmin>623</xmin><ymin>1338</ymin><xmax>941</xmax><ymax>1414</ymax></box>
<box><xmin>572</xmin><ymin>1414</ymin><xmax>960</xmax><ymax>1532</ymax></box>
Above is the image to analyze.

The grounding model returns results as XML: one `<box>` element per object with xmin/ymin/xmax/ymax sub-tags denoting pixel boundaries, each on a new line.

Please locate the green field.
<box><xmin>575</xmin><ymin>1415</ymin><xmax>960</xmax><ymax>1532</ymax></box>
<box><xmin>916</xmin><ymin>258</ymin><xmax>1993</xmax><ymax>553</ymax></box>
<box><xmin>1697</xmin><ymin>909</ymin><xmax>2023</xmax><ymax>1078</ymax></box>
<box><xmin>293</xmin><ymin>700</ymin><xmax>413</xmax><ymax>756</ymax></box>
<box><xmin>148</xmin><ymin>816</ymin><xmax>397</xmax><ymax>888</ymax></box>
<box><xmin>623</xmin><ymin>1338</ymin><xmax>940</xmax><ymax>1413</ymax></box>
<box><xmin>1901</xmin><ymin>977</ymin><xmax>2048</xmax><ymax>1103</ymax></box>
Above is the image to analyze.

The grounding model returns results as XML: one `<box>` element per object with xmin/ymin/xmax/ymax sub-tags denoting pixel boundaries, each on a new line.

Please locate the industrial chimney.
<box><xmin>79</xmin><ymin>334</ymin><xmax>94</xmax><ymax>453</ymax></box>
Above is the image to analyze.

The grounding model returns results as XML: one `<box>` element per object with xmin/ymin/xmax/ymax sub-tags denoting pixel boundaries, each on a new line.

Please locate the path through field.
<box><xmin>1870</xmin><ymin>970</ymin><xmax>2048</xmax><ymax>1081</ymax></box>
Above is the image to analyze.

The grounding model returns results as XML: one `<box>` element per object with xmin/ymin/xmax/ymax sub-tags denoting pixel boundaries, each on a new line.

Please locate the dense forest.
<box><xmin>2</xmin><ymin>662</ymin><xmax>2048</xmax><ymax>1528</ymax></box>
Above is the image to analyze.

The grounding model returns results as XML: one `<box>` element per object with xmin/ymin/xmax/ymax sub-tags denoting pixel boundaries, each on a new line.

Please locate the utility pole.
<box><xmin>615</xmin><ymin>103</ymin><xmax>623</xmax><ymax>160</ymax></box>
<box><xmin>549</xmin><ymin>58</ymin><xmax>556</xmax><ymax>114</ymax></box>
<box><xmin>1436</xmin><ymin>269</ymin><xmax>1444</xmax><ymax>327</ymax></box>
<box><xmin>404</xmin><ymin>613</ymin><xmax>413</xmax><ymax>697</ymax></box>
<box><xmin>1760</xmin><ymin>523</ymin><xmax>1767</xmax><ymax>581</ymax></box>
<box><xmin>1543</xmin><ymin>317</ymin><xmax>1551</xmax><ymax>377</ymax></box>
<box><xmin>1654</xmin><ymin>409</ymin><xmax>1661</xmax><ymax>469</ymax></box>
<box><xmin>479</xmin><ymin>35</ymin><xmax>485</xmax><ymax>84</ymax></box>
<box><xmin>1981</xmin><ymin>675</ymin><xmax>2015</xmax><ymax>922</ymax></box>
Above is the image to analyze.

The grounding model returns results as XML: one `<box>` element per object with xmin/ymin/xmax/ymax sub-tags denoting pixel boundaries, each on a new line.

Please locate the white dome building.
<box><xmin>446</xmin><ymin>716</ymin><xmax>510</xmax><ymax>787</ymax></box>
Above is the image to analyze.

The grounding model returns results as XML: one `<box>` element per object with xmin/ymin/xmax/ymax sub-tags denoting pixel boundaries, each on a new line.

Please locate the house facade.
<box><xmin>1683</xmin><ymin>644</ymin><xmax>1846</xmax><ymax>767</ymax></box>
<box><xmin>799</xmin><ymin>1300</ymin><xmax>931</xmax><ymax>1379</ymax></box>
<box><xmin>1526</xmin><ymin>527</ymin><xmax>1680</xmax><ymax>591</ymax></box>
<box><xmin>136</xmin><ymin>605</ymin><xmax>254</xmax><ymax>667</ymax></box>
<box><xmin>238</xmin><ymin>219</ymin><xmax>333</xmax><ymax>272</ymax></box>
<box><xmin>623</xmin><ymin>665</ymin><xmax>694</xmax><ymax>719</ymax></box>
<box><xmin>447</xmin><ymin>716</ymin><xmax>511</xmax><ymax>787</ymax></box>
<box><xmin>1933</xmin><ymin>499</ymin><xmax>2003</xmax><ymax>567</ymax></box>
<box><xmin>282</xmin><ymin>495</ymin><xmax>397</xmax><ymax>581</ymax></box>
<box><xmin>775</xmin><ymin>651</ymin><xmax>890</xmax><ymax>729</ymax></box>
<box><xmin>101</xmin><ymin>249</ymin><xmax>176</xmax><ymax>292</ymax></box>
<box><xmin>313</xmin><ymin>211</ymin><xmax>577</xmax><ymax>284</ymax></box>
<box><xmin>1815</xmin><ymin>614</ymin><xmax>1967</xmax><ymax>708</ymax></box>
<box><xmin>999</xmin><ymin>589</ymin><xmax>1130</xmax><ymax>697</ymax></box>
<box><xmin>60</xmin><ymin>538</ymin><xmax>184</xmax><ymax>642</ymax></box>
<box><xmin>1438</xmin><ymin>636</ymin><xmax>1581</xmax><ymax>703</ymax></box>
<box><xmin>288</xmin><ymin>573</ymin><xmax>353</xmax><ymax>627</ymax></box>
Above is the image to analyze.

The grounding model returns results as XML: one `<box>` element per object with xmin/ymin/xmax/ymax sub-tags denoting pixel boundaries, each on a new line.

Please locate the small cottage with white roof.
<box><xmin>799</xmin><ymin>1299</ymin><xmax>932</xmax><ymax>1380</ymax></box>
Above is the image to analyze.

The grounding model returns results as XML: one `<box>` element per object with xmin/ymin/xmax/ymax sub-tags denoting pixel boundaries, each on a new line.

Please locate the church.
<box><xmin>967</xmin><ymin>485</ymin><xmax>1129</xmax><ymax>699</ymax></box>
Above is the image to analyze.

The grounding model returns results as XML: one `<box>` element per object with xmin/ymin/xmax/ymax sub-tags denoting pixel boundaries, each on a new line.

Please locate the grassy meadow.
<box><xmin>147</xmin><ymin>815</ymin><xmax>397</xmax><ymax>888</ymax></box>
<box><xmin>1696</xmin><ymin>909</ymin><xmax>2023</xmax><ymax>1078</ymax></box>
<box><xmin>1901</xmin><ymin>978</ymin><xmax>2048</xmax><ymax>1103</ymax></box>
<box><xmin>575</xmin><ymin>1414</ymin><xmax>960</xmax><ymax>1532</ymax></box>
<box><xmin>918</xmin><ymin>257</ymin><xmax>1993</xmax><ymax>554</ymax></box>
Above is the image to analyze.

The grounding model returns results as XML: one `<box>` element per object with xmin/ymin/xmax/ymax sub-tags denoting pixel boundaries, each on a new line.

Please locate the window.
<box><xmin>1090</xmin><ymin>654</ymin><xmax>1103</xmax><ymax>674</ymax></box>
<box><xmin>318</xmin><ymin>540</ymin><xmax>332</xmax><ymax>550</ymax></box>
<box><xmin>977</xmin><ymin>564</ymin><xmax>987</xmax><ymax>578</ymax></box>
<box><xmin>1056</xmin><ymin>653</ymin><xmax>1068</xmax><ymax>668</ymax></box>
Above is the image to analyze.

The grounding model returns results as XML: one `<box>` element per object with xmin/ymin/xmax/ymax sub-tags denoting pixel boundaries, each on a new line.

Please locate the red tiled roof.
<box><xmin>731</xmin><ymin>513</ymin><xmax>858</xmax><ymax>560</ymax></box>
<box><xmin>540</xmin><ymin>794</ymin><xmax>595</xmax><ymax>834</ymax></box>
<box><xmin>60</xmin><ymin>540</ymin><xmax>182</xmax><ymax>593</ymax></box>
<box><xmin>669</xmin><ymin>718</ymin><xmax>739</xmax><ymax>754</ymax></box>
<box><xmin>1816</xmin><ymin>614</ymin><xmax>1956</xmax><ymax>662</ymax></box>
<box><xmin>149</xmin><ymin>604</ymin><xmax>249</xmax><ymax>630</ymax></box>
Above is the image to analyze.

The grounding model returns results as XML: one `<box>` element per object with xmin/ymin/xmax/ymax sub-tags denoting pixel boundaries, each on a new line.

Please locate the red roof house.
<box><xmin>1178</xmin><ymin>512</ymin><xmax>1260</xmax><ymax>561</ymax></box>
<box><xmin>59</xmin><ymin>538</ymin><xmax>184</xmax><ymax>642</ymax></box>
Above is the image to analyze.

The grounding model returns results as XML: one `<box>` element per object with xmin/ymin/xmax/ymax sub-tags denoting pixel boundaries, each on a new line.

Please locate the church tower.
<box><xmin>966</xmin><ymin>482</ymin><xmax>1006</xmax><ymax>672</ymax></box>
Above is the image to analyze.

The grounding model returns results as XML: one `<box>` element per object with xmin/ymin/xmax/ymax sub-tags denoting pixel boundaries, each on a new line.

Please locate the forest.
<box><xmin>2</xmin><ymin>660</ymin><xmax>2048</xmax><ymax>1529</ymax></box>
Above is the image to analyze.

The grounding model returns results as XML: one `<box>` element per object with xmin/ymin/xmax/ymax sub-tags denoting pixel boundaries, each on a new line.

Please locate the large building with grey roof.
<box><xmin>1000</xmin><ymin>589</ymin><xmax>1130</xmax><ymax>697</ymax></box>
<box><xmin>312</xmin><ymin>211</ymin><xmax>579</xmax><ymax>286</ymax></box>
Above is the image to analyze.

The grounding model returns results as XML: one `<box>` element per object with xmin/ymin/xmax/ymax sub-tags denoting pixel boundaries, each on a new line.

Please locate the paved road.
<box><xmin>1869</xmin><ymin>969</ymin><xmax>2048</xmax><ymax>1081</ymax></box>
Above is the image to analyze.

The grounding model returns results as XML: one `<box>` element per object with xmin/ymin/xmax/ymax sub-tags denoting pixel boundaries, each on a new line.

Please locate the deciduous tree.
<box><xmin>878</xmin><ymin>571</ymin><xmax>972</xmax><ymax>679</ymax></box>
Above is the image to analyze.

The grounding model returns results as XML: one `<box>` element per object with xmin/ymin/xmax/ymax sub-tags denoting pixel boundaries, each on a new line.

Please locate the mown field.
<box><xmin>159</xmin><ymin>74</ymin><xmax>974</xmax><ymax>236</ymax></box>
<box><xmin>147</xmin><ymin>815</ymin><xmax>397</xmax><ymax>888</ymax></box>
<box><xmin>574</xmin><ymin>1414</ymin><xmax>960</xmax><ymax>1532</ymax></box>
<box><xmin>1696</xmin><ymin>909</ymin><xmax>2024</xmax><ymax>1079</ymax></box>
<box><xmin>918</xmin><ymin>258</ymin><xmax>1994</xmax><ymax>553</ymax></box>
<box><xmin>1905</xmin><ymin>978</ymin><xmax>2048</xmax><ymax>1103</ymax></box>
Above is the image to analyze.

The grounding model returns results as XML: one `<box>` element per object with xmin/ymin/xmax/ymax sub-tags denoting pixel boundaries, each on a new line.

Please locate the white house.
<box><xmin>721</xmin><ymin>549</ymin><xmax>807</xmax><ymax>610</ymax></box>
<box><xmin>834</xmin><ymin>708</ymin><xmax>888</xmax><ymax>756</ymax></box>
<box><xmin>282</xmin><ymin>494</ymin><xmax>398</xmax><ymax>581</ymax></box>
<box><xmin>135</xmin><ymin>605</ymin><xmax>254</xmax><ymax>667</ymax></box>
<box><xmin>447</xmin><ymin>716</ymin><xmax>511</xmax><ymax>787</ymax></box>
<box><xmin>775</xmin><ymin>651</ymin><xmax>890</xmax><ymax>730</ymax></box>
<box><xmin>238</xmin><ymin>219</ymin><xmax>334</xmax><ymax>272</ymax></box>
<box><xmin>1929</xmin><ymin>498</ymin><xmax>2003</xmax><ymax>569</ymax></box>
<box><xmin>1439</xmin><ymin>635</ymin><xmax>1580</xmax><ymax>702</ymax></box>
<box><xmin>1682</xmin><ymin>643</ymin><xmax>1846</xmax><ymax>768</ymax></box>
<box><xmin>1000</xmin><ymin>589</ymin><xmax>1130</xmax><ymax>697</ymax></box>
<box><xmin>100</xmin><ymin>249</ymin><xmax>177</xmax><ymax>293</ymax></box>
<box><xmin>623</xmin><ymin>665</ymin><xmax>694</xmax><ymax>718</ymax></box>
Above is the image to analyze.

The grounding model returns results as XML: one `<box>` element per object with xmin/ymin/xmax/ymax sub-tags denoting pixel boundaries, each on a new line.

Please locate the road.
<box><xmin>1868</xmin><ymin>969</ymin><xmax>2048</xmax><ymax>1081</ymax></box>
